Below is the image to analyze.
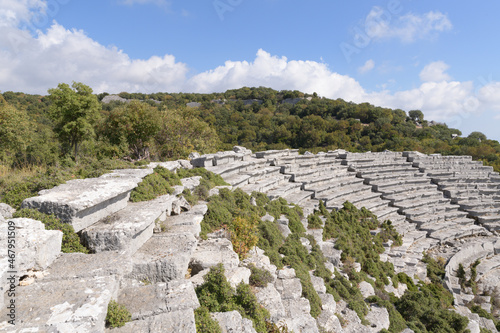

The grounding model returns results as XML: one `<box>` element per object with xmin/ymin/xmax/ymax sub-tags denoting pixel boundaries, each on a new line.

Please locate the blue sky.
<box><xmin>1</xmin><ymin>0</ymin><xmax>500</xmax><ymax>141</ymax></box>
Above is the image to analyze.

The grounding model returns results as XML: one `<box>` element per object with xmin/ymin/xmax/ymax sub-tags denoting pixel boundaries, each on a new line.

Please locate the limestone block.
<box><xmin>111</xmin><ymin>309</ymin><xmax>196</xmax><ymax>333</ymax></box>
<box><xmin>118</xmin><ymin>279</ymin><xmax>199</xmax><ymax>320</ymax></box>
<box><xmin>129</xmin><ymin>232</ymin><xmax>198</xmax><ymax>283</ymax></box>
<box><xmin>0</xmin><ymin>218</ymin><xmax>62</xmax><ymax>276</ymax></box>
<box><xmin>0</xmin><ymin>203</ymin><xmax>15</xmax><ymax>219</ymax></box>
<box><xmin>310</xmin><ymin>272</ymin><xmax>327</xmax><ymax>294</ymax></box>
<box><xmin>242</xmin><ymin>247</ymin><xmax>277</xmax><ymax>278</ymax></box>
<box><xmin>359</xmin><ymin>281</ymin><xmax>375</xmax><ymax>299</ymax></box>
<box><xmin>0</xmin><ymin>275</ymin><xmax>118</xmax><ymax>332</ymax></box>
<box><xmin>189</xmin><ymin>238</ymin><xmax>239</xmax><ymax>274</ymax></box>
<box><xmin>81</xmin><ymin>199</ymin><xmax>167</xmax><ymax>255</ymax></box>
<box><xmin>255</xmin><ymin>284</ymin><xmax>286</xmax><ymax>321</ymax></box>
<box><xmin>166</xmin><ymin>204</ymin><xmax>207</xmax><ymax>237</ymax></box>
<box><xmin>212</xmin><ymin>311</ymin><xmax>257</xmax><ymax>333</ymax></box>
<box><xmin>44</xmin><ymin>252</ymin><xmax>133</xmax><ymax>281</ymax></box>
<box><xmin>21</xmin><ymin>174</ymin><xmax>143</xmax><ymax>232</ymax></box>
<box><xmin>365</xmin><ymin>305</ymin><xmax>390</xmax><ymax>332</ymax></box>
<box><xmin>275</xmin><ymin>278</ymin><xmax>302</xmax><ymax>300</ymax></box>
<box><xmin>181</xmin><ymin>176</ymin><xmax>202</xmax><ymax>192</ymax></box>
<box><xmin>277</xmin><ymin>267</ymin><xmax>296</xmax><ymax>279</ymax></box>
<box><xmin>226</xmin><ymin>267</ymin><xmax>251</xmax><ymax>288</ymax></box>
<box><xmin>321</xmin><ymin>241</ymin><xmax>342</xmax><ymax>267</ymax></box>
<box><xmin>319</xmin><ymin>293</ymin><xmax>336</xmax><ymax>313</ymax></box>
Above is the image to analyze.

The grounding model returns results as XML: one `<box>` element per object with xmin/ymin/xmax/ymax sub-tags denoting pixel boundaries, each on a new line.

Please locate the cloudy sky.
<box><xmin>1</xmin><ymin>0</ymin><xmax>500</xmax><ymax>140</ymax></box>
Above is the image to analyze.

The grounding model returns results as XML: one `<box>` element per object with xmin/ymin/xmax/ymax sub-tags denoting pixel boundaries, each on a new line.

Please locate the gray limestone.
<box><xmin>81</xmin><ymin>197</ymin><xmax>172</xmax><ymax>255</ymax></box>
<box><xmin>117</xmin><ymin>279</ymin><xmax>199</xmax><ymax>320</ymax></box>
<box><xmin>189</xmin><ymin>238</ymin><xmax>240</xmax><ymax>274</ymax></box>
<box><xmin>165</xmin><ymin>203</ymin><xmax>207</xmax><ymax>237</ymax></box>
<box><xmin>0</xmin><ymin>218</ymin><xmax>62</xmax><ymax>276</ymax></box>
<box><xmin>255</xmin><ymin>284</ymin><xmax>286</xmax><ymax>321</ymax></box>
<box><xmin>128</xmin><ymin>232</ymin><xmax>198</xmax><ymax>282</ymax></box>
<box><xmin>0</xmin><ymin>275</ymin><xmax>119</xmax><ymax>332</ymax></box>
<box><xmin>110</xmin><ymin>308</ymin><xmax>196</xmax><ymax>333</ymax></box>
<box><xmin>21</xmin><ymin>170</ymin><xmax>148</xmax><ymax>232</ymax></box>
<box><xmin>212</xmin><ymin>311</ymin><xmax>257</xmax><ymax>333</ymax></box>
<box><xmin>0</xmin><ymin>203</ymin><xmax>14</xmax><ymax>219</ymax></box>
<box><xmin>365</xmin><ymin>305</ymin><xmax>390</xmax><ymax>332</ymax></box>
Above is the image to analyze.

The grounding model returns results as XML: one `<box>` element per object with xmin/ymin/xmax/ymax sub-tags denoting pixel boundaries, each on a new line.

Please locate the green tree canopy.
<box><xmin>103</xmin><ymin>101</ymin><xmax>161</xmax><ymax>160</ymax></box>
<box><xmin>48</xmin><ymin>82</ymin><xmax>100</xmax><ymax>161</ymax></box>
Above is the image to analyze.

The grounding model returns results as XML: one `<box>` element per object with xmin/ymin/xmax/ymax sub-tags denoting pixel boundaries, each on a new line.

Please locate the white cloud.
<box><xmin>365</xmin><ymin>7</ymin><xmax>452</xmax><ymax>43</ymax></box>
<box><xmin>358</xmin><ymin>59</ymin><xmax>375</xmax><ymax>74</ymax></box>
<box><xmin>0</xmin><ymin>22</ymin><xmax>189</xmax><ymax>94</ymax></box>
<box><xmin>419</xmin><ymin>61</ymin><xmax>452</xmax><ymax>82</ymax></box>
<box><xmin>0</xmin><ymin>0</ymin><xmax>499</xmax><ymax>131</ymax></box>
<box><xmin>0</xmin><ymin>0</ymin><xmax>46</xmax><ymax>27</ymax></box>
<box><xmin>185</xmin><ymin>49</ymin><xmax>366</xmax><ymax>103</ymax></box>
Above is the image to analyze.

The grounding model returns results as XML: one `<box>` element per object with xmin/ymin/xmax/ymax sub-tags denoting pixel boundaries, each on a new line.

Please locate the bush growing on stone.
<box><xmin>194</xmin><ymin>306</ymin><xmax>222</xmax><ymax>333</ymax></box>
<box><xmin>13</xmin><ymin>208</ymin><xmax>89</xmax><ymax>253</ymax></box>
<box><xmin>230</xmin><ymin>216</ymin><xmax>259</xmax><ymax>260</ymax></box>
<box><xmin>248</xmin><ymin>264</ymin><xmax>274</xmax><ymax>288</ymax></box>
<box><xmin>181</xmin><ymin>188</ymin><xmax>198</xmax><ymax>206</ymax></box>
<box><xmin>105</xmin><ymin>300</ymin><xmax>131</xmax><ymax>328</ymax></box>
<box><xmin>195</xmin><ymin>263</ymin><xmax>270</xmax><ymax>333</ymax></box>
<box><xmin>307</xmin><ymin>213</ymin><xmax>323</xmax><ymax>229</ymax></box>
<box><xmin>130</xmin><ymin>166</ymin><xmax>181</xmax><ymax>202</ymax></box>
<box><xmin>177</xmin><ymin>167</ymin><xmax>228</xmax><ymax>187</ymax></box>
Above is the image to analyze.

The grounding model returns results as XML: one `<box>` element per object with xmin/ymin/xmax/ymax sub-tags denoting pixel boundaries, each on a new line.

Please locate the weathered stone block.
<box><xmin>21</xmin><ymin>173</ymin><xmax>144</xmax><ymax>232</ymax></box>
<box><xmin>129</xmin><ymin>232</ymin><xmax>198</xmax><ymax>283</ymax></box>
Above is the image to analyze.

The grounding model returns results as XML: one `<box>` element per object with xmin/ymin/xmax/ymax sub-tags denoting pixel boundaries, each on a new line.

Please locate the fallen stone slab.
<box><xmin>0</xmin><ymin>218</ymin><xmax>62</xmax><ymax>276</ymax></box>
<box><xmin>165</xmin><ymin>204</ymin><xmax>208</xmax><ymax>237</ymax></box>
<box><xmin>21</xmin><ymin>172</ymin><xmax>146</xmax><ymax>232</ymax></box>
<box><xmin>109</xmin><ymin>308</ymin><xmax>196</xmax><ymax>333</ymax></box>
<box><xmin>0</xmin><ymin>275</ymin><xmax>118</xmax><ymax>332</ymax></box>
<box><xmin>117</xmin><ymin>279</ymin><xmax>200</xmax><ymax>320</ymax></box>
<box><xmin>44</xmin><ymin>252</ymin><xmax>133</xmax><ymax>282</ymax></box>
<box><xmin>212</xmin><ymin>311</ymin><xmax>257</xmax><ymax>333</ymax></box>
<box><xmin>281</xmin><ymin>298</ymin><xmax>319</xmax><ymax>333</ymax></box>
<box><xmin>189</xmin><ymin>238</ymin><xmax>239</xmax><ymax>275</ymax></box>
<box><xmin>81</xmin><ymin>197</ymin><xmax>173</xmax><ymax>255</ymax></box>
<box><xmin>128</xmin><ymin>232</ymin><xmax>198</xmax><ymax>283</ymax></box>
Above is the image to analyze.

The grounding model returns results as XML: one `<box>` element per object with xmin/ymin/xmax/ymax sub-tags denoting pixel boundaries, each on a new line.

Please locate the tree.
<box><xmin>408</xmin><ymin>110</ymin><xmax>424</xmax><ymax>124</ymax></box>
<box><xmin>0</xmin><ymin>96</ymin><xmax>32</xmax><ymax>164</ymax></box>
<box><xmin>48</xmin><ymin>82</ymin><xmax>100</xmax><ymax>161</ymax></box>
<box><xmin>103</xmin><ymin>101</ymin><xmax>161</xmax><ymax>160</ymax></box>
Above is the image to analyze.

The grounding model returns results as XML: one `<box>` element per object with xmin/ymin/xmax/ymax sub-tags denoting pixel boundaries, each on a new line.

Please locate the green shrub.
<box><xmin>195</xmin><ymin>264</ymin><xmax>270</xmax><ymax>333</ymax></box>
<box><xmin>248</xmin><ymin>264</ymin><xmax>274</xmax><ymax>288</ymax></box>
<box><xmin>105</xmin><ymin>300</ymin><xmax>131</xmax><ymax>328</ymax></box>
<box><xmin>130</xmin><ymin>166</ymin><xmax>180</xmax><ymax>202</ymax></box>
<box><xmin>181</xmin><ymin>188</ymin><xmax>198</xmax><ymax>206</ymax></box>
<box><xmin>13</xmin><ymin>208</ymin><xmax>89</xmax><ymax>253</ymax></box>
<box><xmin>307</xmin><ymin>214</ymin><xmax>323</xmax><ymax>229</ymax></box>
<box><xmin>194</xmin><ymin>306</ymin><xmax>222</xmax><ymax>333</ymax></box>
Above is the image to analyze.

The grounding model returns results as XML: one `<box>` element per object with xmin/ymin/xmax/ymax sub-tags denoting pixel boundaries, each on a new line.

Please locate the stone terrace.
<box><xmin>1</xmin><ymin>148</ymin><xmax>499</xmax><ymax>332</ymax></box>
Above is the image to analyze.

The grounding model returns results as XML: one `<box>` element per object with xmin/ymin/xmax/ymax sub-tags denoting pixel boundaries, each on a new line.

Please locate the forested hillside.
<box><xmin>1</xmin><ymin>83</ymin><xmax>500</xmax><ymax>206</ymax></box>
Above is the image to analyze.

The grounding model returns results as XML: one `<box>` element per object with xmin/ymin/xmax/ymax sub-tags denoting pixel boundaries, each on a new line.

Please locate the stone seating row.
<box><xmin>341</xmin><ymin>152</ymin><xmax>487</xmax><ymax>242</ymax></box>
<box><xmin>406</xmin><ymin>152</ymin><xmax>500</xmax><ymax>233</ymax></box>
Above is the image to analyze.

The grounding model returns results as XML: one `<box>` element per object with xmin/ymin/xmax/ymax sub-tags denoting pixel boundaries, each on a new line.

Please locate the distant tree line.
<box><xmin>1</xmin><ymin>83</ymin><xmax>500</xmax><ymax>172</ymax></box>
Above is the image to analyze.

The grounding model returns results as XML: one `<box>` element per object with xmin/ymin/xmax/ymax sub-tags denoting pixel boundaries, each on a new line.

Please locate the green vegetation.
<box><xmin>13</xmin><ymin>208</ymin><xmax>88</xmax><ymax>253</ymax></box>
<box><xmin>195</xmin><ymin>264</ymin><xmax>270</xmax><ymax>333</ymax></box>
<box><xmin>194</xmin><ymin>306</ymin><xmax>222</xmax><ymax>333</ymax></box>
<box><xmin>105</xmin><ymin>300</ymin><xmax>131</xmax><ymax>328</ymax></box>
<box><xmin>248</xmin><ymin>264</ymin><xmax>274</xmax><ymax>288</ymax></box>
<box><xmin>130</xmin><ymin>166</ymin><xmax>181</xmax><ymax>202</ymax></box>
